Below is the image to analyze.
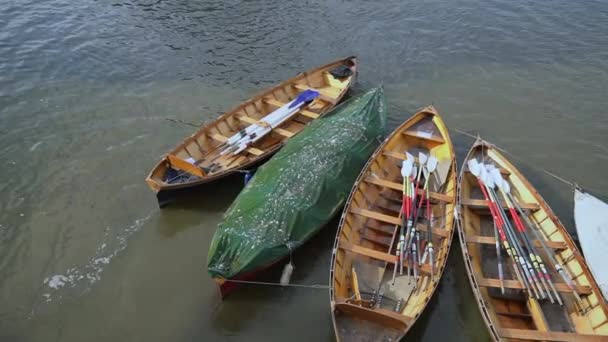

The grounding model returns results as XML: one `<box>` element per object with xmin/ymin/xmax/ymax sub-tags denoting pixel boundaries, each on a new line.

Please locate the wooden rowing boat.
<box><xmin>329</xmin><ymin>106</ymin><xmax>457</xmax><ymax>341</ymax></box>
<box><xmin>145</xmin><ymin>56</ymin><xmax>357</xmax><ymax>207</ymax></box>
<box><xmin>457</xmin><ymin>138</ymin><xmax>608</xmax><ymax>341</ymax></box>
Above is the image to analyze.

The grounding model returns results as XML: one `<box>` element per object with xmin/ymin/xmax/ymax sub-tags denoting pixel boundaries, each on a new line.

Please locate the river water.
<box><xmin>1</xmin><ymin>0</ymin><xmax>607</xmax><ymax>341</ymax></box>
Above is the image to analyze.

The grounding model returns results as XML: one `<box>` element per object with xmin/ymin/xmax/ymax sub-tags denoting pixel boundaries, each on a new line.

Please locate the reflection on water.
<box><xmin>1</xmin><ymin>0</ymin><xmax>607</xmax><ymax>340</ymax></box>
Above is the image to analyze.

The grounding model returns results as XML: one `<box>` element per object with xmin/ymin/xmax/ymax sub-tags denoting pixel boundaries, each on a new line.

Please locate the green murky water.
<box><xmin>1</xmin><ymin>0</ymin><xmax>607</xmax><ymax>340</ymax></box>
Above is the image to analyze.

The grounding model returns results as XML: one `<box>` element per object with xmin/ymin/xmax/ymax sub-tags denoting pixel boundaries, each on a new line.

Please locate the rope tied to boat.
<box><xmin>453</xmin><ymin>128</ymin><xmax>601</xmax><ymax>193</ymax></box>
<box><xmin>221</xmin><ymin>279</ymin><xmax>329</xmax><ymax>289</ymax></box>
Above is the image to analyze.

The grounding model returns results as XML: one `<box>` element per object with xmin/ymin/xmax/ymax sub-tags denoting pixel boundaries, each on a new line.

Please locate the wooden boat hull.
<box><xmin>457</xmin><ymin>138</ymin><xmax>608</xmax><ymax>341</ymax></box>
<box><xmin>212</xmin><ymin>253</ymin><xmax>291</xmax><ymax>298</ymax></box>
<box><xmin>146</xmin><ymin>57</ymin><xmax>357</xmax><ymax>206</ymax></box>
<box><xmin>329</xmin><ymin>106</ymin><xmax>457</xmax><ymax>341</ymax></box>
<box><xmin>153</xmin><ymin>154</ymin><xmax>267</xmax><ymax>207</ymax></box>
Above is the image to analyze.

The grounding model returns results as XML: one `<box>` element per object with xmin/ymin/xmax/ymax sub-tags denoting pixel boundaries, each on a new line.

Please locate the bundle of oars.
<box><xmin>392</xmin><ymin>152</ymin><xmax>438</xmax><ymax>288</ymax></box>
<box><xmin>467</xmin><ymin>159</ymin><xmax>582</xmax><ymax>304</ymax></box>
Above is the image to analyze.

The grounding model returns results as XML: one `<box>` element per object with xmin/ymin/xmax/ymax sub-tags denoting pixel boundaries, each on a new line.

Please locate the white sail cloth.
<box><xmin>574</xmin><ymin>188</ymin><xmax>608</xmax><ymax>299</ymax></box>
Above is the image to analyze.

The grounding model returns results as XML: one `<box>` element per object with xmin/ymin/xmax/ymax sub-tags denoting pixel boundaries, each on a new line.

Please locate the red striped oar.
<box><xmin>482</xmin><ymin>164</ymin><xmax>542</xmax><ymax>299</ymax></box>
<box><xmin>394</xmin><ymin>157</ymin><xmax>414</xmax><ymax>281</ymax></box>
<box><xmin>489</xmin><ymin>167</ymin><xmax>558</xmax><ymax>303</ymax></box>
<box><xmin>468</xmin><ymin>159</ymin><xmax>525</xmax><ymax>295</ymax></box>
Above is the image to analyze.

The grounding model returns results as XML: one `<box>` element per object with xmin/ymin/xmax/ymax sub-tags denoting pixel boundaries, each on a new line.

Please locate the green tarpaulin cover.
<box><xmin>207</xmin><ymin>87</ymin><xmax>387</xmax><ymax>280</ymax></box>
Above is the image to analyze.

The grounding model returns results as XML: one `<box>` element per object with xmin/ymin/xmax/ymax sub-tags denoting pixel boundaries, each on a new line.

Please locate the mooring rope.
<box><xmin>222</xmin><ymin>279</ymin><xmax>329</xmax><ymax>289</ymax></box>
<box><xmin>452</xmin><ymin>128</ymin><xmax>592</xmax><ymax>191</ymax></box>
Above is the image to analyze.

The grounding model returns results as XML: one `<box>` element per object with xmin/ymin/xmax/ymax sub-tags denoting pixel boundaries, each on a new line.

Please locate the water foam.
<box><xmin>41</xmin><ymin>211</ymin><xmax>153</xmax><ymax>302</ymax></box>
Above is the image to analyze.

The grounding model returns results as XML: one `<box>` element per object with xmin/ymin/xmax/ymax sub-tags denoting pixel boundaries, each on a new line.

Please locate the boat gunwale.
<box><xmin>329</xmin><ymin>105</ymin><xmax>457</xmax><ymax>341</ymax></box>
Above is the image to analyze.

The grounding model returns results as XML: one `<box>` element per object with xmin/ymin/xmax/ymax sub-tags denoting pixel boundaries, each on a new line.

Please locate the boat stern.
<box><xmin>145</xmin><ymin>157</ymin><xmax>169</xmax><ymax>193</ymax></box>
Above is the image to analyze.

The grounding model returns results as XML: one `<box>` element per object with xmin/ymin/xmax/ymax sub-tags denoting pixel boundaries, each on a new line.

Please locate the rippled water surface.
<box><xmin>1</xmin><ymin>0</ymin><xmax>607</xmax><ymax>341</ymax></box>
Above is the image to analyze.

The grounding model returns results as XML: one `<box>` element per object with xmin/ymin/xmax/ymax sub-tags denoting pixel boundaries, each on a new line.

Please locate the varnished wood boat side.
<box><xmin>457</xmin><ymin>138</ymin><xmax>608</xmax><ymax>341</ymax></box>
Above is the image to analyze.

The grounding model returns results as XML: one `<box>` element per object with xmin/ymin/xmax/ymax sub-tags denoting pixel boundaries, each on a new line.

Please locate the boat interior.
<box><xmin>330</xmin><ymin>108</ymin><xmax>456</xmax><ymax>341</ymax></box>
<box><xmin>458</xmin><ymin>142</ymin><xmax>608</xmax><ymax>341</ymax></box>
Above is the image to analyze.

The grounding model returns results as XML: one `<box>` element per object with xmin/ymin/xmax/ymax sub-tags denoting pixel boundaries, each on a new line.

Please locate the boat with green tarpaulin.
<box><xmin>207</xmin><ymin>87</ymin><xmax>387</xmax><ymax>297</ymax></box>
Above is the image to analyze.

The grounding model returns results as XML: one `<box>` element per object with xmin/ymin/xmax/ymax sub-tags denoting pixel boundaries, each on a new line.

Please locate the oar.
<box><xmin>486</xmin><ymin>165</ymin><xmax>554</xmax><ymax>303</ymax></box>
<box><xmin>399</xmin><ymin>157</ymin><xmax>414</xmax><ymax>277</ymax></box>
<box><xmin>491</xmin><ymin>168</ymin><xmax>556</xmax><ymax>303</ymax></box>
<box><xmin>409</xmin><ymin>155</ymin><xmax>438</xmax><ymax>283</ymax></box>
<box><xmin>402</xmin><ymin>153</ymin><xmax>416</xmax><ymax>276</ymax></box>
<box><xmin>468</xmin><ymin>159</ymin><xmax>529</xmax><ymax>295</ymax></box>
<box><xmin>425</xmin><ymin>176</ymin><xmax>434</xmax><ymax>277</ymax></box>
<box><xmin>500</xmin><ymin>179</ymin><xmax>573</xmax><ymax>303</ymax></box>
<box><xmin>412</xmin><ymin>152</ymin><xmax>428</xmax><ymax>217</ymax></box>
<box><xmin>407</xmin><ymin>163</ymin><xmax>418</xmax><ymax>283</ymax></box>
<box><xmin>483</xmin><ymin>165</ymin><xmax>542</xmax><ymax>299</ymax></box>
<box><xmin>392</xmin><ymin>181</ymin><xmax>407</xmax><ymax>285</ymax></box>
<box><xmin>433</xmin><ymin>158</ymin><xmax>452</xmax><ymax>190</ymax></box>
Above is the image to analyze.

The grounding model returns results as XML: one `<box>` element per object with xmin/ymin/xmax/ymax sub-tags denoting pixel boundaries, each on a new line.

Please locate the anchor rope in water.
<box><xmin>222</xmin><ymin>279</ymin><xmax>329</xmax><ymax>289</ymax></box>
<box><xmin>453</xmin><ymin>128</ymin><xmax>603</xmax><ymax>193</ymax></box>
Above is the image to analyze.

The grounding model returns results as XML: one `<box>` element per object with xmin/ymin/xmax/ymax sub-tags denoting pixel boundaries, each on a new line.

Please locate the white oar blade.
<box><xmin>491</xmin><ymin>168</ymin><xmax>505</xmax><ymax>191</ymax></box>
<box><xmin>467</xmin><ymin>159</ymin><xmax>480</xmax><ymax>177</ymax></box>
<box><xmin>418</xmin><ymin>152</ymin><xmax>428</xmax><ymax>165</ymax></box>
<box><xmin>401</xmin><ymin>159</ymin><xmax>413</xmax><ymax>178</ymax></box>
<box><xmin>412</xmin><ymin>165</ymin><xmax>418</xmax><ymax>178</ymax></box>
<box><xmin>502</xmin><ymin>179</ymin><xmax>511</xmax><ymax>194</ymax></box>
<box><xmin>426</xmin><ymin>156</ymin><xmax>438</xmax><ymax>173</ymax></box>
<box><xmin>434</xmin><ymin>158</ymin><xmax>451</xmax><ymax>187</ymax></box>
<box><xmin>485</xmin><ymin>169</ymin><xmax>495</xmax><ymax>188</ymax></box>
<box><xmin>480</xmin><ymin>164</ymin><xmax>489</xmax><ymax>185</ymax></box>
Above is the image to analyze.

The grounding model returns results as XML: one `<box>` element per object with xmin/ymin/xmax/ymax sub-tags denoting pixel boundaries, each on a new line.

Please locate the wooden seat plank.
<box><xmin>465</xmin><ymin>235</ymin><xmax>567</xmax><ymax>250</ymax></box>
<box><xmin>338</xmin><ymin>240</ymin><xmax>431</xmax><ymax>274</ymax></box>
<box><xmin>364</xmin><ymin>176</ymin><xmax>454</xmax><ymax>203</ymax></box>
<box><xmin>236</xmin><ymin>115</ymin><xmax>295</xmax><ymax>138</ymax></box>
<box><xmin>382</xmin><ymin>150</ymin><xmax>417</xmax><ymax>162</ymax></box>
<box><xmin>333</xmin><ymin>302</ymin><xmax>412</xmax><ymax>330</ymax></box>
<box><xmin>263</xmin><ymin>98</ymin><xmax>320</xmax><ymax>119</ymax></box>
<box><xmin>339</xmin><ymin>240</ymin><xmax>396</xmax><ymax>264</ymax></box>
<box><xmin>461</xmin><ymin>198</ymin><xmax>540</xmax><ymax>211</ymax></box>
<box><xmin>477</xmin><ymin>277</ymin><xmax>592</xmax><ymax>295</ymax></box>
<box><xmin>209</xmin><ymin>133</ymin><xmax>229</xmax><ymax>143</ymax></box>
<box><xmin>166</xmin><ymin>155</ymin><xmax>205</xmax><ymax>178</ymax></box>
<box><xmin>293</xmin><ymin>83</ymin><xmax>338</xmax><ymax>104</ymax></box>
<box><xmin>350</xmin><ymin>208</ymin><xmax>450</xmax><ymax>238</ymax></box>
<box><xmin>208</xmin><ymin>133</ymin><xmax>264</xmax><ymax>156</ymax></box>
<box><xmin>498</xmin><ymin>328</ymin><xmax>607</xmax><ymax>341</ymax></box>
<box><xmin>360</xmin><ymin>234</ymin><xmax>392</xmax><ymax>248</ymax></box>
<box><xmin>403</xmin><ymin>130</ymin><xmax>445</xmax><ymax>144</ymax></box>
